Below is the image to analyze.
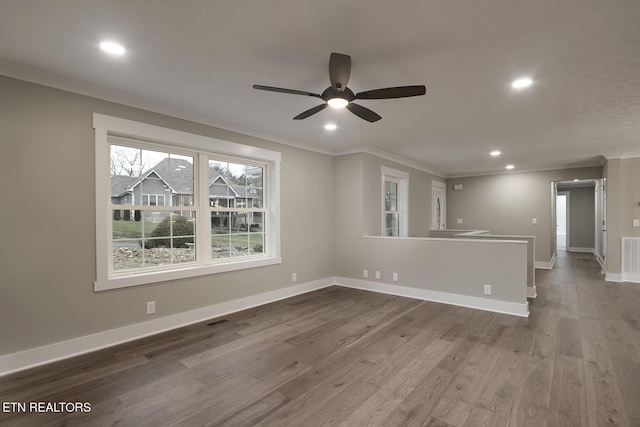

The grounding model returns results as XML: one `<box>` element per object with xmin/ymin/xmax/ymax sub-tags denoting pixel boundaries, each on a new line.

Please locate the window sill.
<box><xmin>95</xmin><ymin>256</ymin><xmax>282</xmax><ymax>291</ymax></box>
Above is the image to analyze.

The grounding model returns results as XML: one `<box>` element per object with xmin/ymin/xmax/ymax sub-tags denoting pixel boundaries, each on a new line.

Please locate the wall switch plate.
<box><xmin>292</xmin><ymin>272</ymin><xmax>297</xmax><ymax>282</ymax></box>
<box><xmin>392</xmin><ymin>272</ymin><xmax>398</xmax><ymax>282</ymax></box>
<box><xmin>146</xmin><ymin>301</ymin><xmax>155</xmax><ymax>315</ymax></box>
<box><xmin>375</xmin><ymin>271</ymin><xmax>381</xmax><ymax>280</ymax></box>
<box><xmin>532</xmin><ymin>218</ymin><xmax>537</xmax><ymax>225</ymax></box>
<box><xmin>363</xmin><ymin>269</ymin><xmax>368</xmax><ymax>278</ymax></box>
<box><xmin>634</xmin><ymin>219</ymin><xmax>640</xmax><ymax>227</ymax></box>
<box><xmin>457</xmin><ymin>218</ymin><xmax>463</xmax><ymax>224</ymax></box>
<box><xmin>483</xmin><ymin>285</ymin><xmax>492</xmax><ymax>295</ymax></box>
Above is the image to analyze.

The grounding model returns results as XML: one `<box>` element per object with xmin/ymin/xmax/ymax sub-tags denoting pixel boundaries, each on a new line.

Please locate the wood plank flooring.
<box><xmin>1</xmin><ymin>251</ymin><xmax>639</xmax><ymax>426</ymax></box>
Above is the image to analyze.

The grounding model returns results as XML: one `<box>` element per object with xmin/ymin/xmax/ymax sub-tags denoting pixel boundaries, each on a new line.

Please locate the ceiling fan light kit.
<box><xmin>253</xmin><ymin>53</ymin><xmax>426</xmax><ymax>122</ymax></box>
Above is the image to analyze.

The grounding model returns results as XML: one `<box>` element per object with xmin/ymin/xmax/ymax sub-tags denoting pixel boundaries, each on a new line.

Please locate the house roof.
<box><xmin>147</xmin><ymin>158</ymin><xmax>193</xmax><ymax>194</ymax></box>
<box><xmin>110</xmin><ymin>175</ymin><xmax>140</xmax><ymax>198</ymax></box>
<box><xmin>111</xmin><ymin>158</ymin><xmax>259</xmax><ymax>200</ymax></box>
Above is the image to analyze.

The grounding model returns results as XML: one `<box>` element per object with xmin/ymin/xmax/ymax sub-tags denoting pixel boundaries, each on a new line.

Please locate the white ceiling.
<box><xmin>1</xmin><ymin>0</ymin><xmax>639</xmax><ymax>177</ymax></box>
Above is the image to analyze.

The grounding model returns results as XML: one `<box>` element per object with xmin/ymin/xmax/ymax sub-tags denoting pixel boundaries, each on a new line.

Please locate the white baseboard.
<box><xmin>605</xmin><ymin>272</ymin><xmax>623</xmax><ymax>282</ymax></box>
<box><xmin>622</xmin><ymin>272</ymin><xmax>640</xmax><ymax>283</ymax></box>
<box><xmin>334</xmin><ymin>277</ymin><xmax>529</xmax><ymax>318</ymax></box>
<box><xmin>535</xmin><ymin>253</ymin><xmax>556</xmax><ymax>270</ymax></box>
<box><xmin>567</xmin><ymin>247</ymin><xmax>596</xmax><ymax>254</ymax></box>
<box><xmin>0</xmin><ymin>275</ymin><xmax>534</xmax><ymax>377</ymax></box>
<box><xmin>0</xmin><ymin>278</ymin><xmax>334</xmax><ymax>377</ymax></box>
<box><xmin>527</xmin><ymin>286</ymin><xmax>537</xmax><ymax>299</ymax></box>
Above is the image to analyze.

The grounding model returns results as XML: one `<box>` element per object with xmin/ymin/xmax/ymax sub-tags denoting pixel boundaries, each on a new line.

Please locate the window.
<box><xmin>94</xmin><ymin>114</ymin><xmax>281</xmax><ymax>291</ymax></box>
<box><xmin>384</xmin><ymin>178</ymin><xmax>401</xmax><ymax>236</ymax></box>
<box><xmin>142</xmin><ymin>194</ymin><xmax>166</xmax><ymax>206</ymax></box>
<box><xmin>382</xmin><ymin>166</ymin><xmax>409</xmax><ymax>237</ymax></box>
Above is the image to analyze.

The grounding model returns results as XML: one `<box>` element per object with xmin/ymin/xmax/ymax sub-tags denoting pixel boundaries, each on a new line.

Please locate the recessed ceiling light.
<box><xmin>490</xmin><ymin>150</ymin><xmax>501</xmax><ymax>157</ymax></box>
<box><xmin>505</xmin><ymin>164</ymin><xmax>515</xmax><ymax>170</ymax></box>
<box><xmin>327</xmin><ymin>98</ymin><xmax>348</xmax><ymax>109</ymax></box>
<box><xmin>511</xmin><ymin>77</ymin><xmax>533</xmax><ymax>89</ymax></box>
<box><xmin>100</xmin><ymin>41</ymin><xmax>125</xmax><ymax>55</ymax></box>
<box><xmin>324</xmin><ymin>123</ymin><xmax>337</xmax><ymax>130</ymax></box>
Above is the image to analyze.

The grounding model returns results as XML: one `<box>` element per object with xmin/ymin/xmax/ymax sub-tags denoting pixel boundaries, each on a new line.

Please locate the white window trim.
<box><xmin>94</xmin><ymin>113</ymin><xmax>281</xmax><ymax>291</ymax></box>
<box><xmin>381</xmin><ymin>166</ymin><xmax>409</xmax><ymax>237</ymax></box>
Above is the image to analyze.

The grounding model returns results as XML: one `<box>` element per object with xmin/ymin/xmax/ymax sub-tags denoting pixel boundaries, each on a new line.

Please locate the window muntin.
<box><xmin>95</xmin><ymin>113</ymin><xmax>281</xmax><ymax>291</ymax></box>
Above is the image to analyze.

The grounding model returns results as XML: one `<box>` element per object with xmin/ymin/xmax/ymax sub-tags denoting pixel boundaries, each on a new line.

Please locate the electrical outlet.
<box><xmin>375</xmin><ymin>271</ymin><xmax>381</xmax><ymax>280</ymax></box>
<box><xmin>634</xmin><ymin>219</ymin><xmax>640</xmax><ymax>227</ymax></box>
<box><xmin>483</xmin><ymin>285</ymin><xmax>492</xmax><ymax>295</ymax></box>
<box><xmin>292</xmin><ymin>272</ymin><xmax>297</xmax><ymax>282</ymax></box>
<box><xmin>146</xmin><ymin>301</ymin><xmax>156</xmax><ymax>315</ymax></box>
<box><xmin>457</xmin><ymin>218</ymin><xmax>463</xmax><ymax>224</ymax></box>
<box><xmin>363</xmin><ymin>269</ymin><xmax>368</xmax><ymax>278</ymax></box>
<box><xmin>393</xmin><ymin>272</ymin><xmax>398</xmax><ymax>282</ymax></box>
<box><xmin>532</xmin><ymin>218</ymin><xmax>537</xmax><ymax>225</ymax></box>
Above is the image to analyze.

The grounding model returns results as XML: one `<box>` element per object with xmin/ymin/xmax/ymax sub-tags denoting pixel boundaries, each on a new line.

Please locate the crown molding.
<box><xmin>335</xmin><ymin>146</ymin><xmax>446</xmax><ymax>178</ymax></box>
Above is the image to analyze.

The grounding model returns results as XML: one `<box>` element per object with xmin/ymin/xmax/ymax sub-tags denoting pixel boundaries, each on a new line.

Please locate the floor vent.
<box><xmin>622</xmin><ymin>237</ymin><xmax>640</xmax><ymax>283</ymax></box>
<box><xmin>207</xmin><ymin>319</ymin><xmax>229</xmax><ymax>327</ymax></box>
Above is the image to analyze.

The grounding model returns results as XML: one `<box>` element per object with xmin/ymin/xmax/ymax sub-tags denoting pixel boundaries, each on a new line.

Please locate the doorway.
<box><xmin>556</xmin><ymin>191</ymin><xmax>570</xmax><ymax>251</ymax></box>
<box><xmin>432</xmin><ymin>181</ymin><xmax>446</xmax><ymax>230</ymax></box>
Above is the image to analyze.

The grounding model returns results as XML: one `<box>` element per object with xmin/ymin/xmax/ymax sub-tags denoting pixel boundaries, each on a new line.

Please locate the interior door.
<box><xmin>432</xmin><ymin>181</ymin><xmax>446</xmax><ymax>230</ymax></box>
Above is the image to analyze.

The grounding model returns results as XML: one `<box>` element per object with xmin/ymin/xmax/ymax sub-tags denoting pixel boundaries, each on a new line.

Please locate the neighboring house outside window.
<box><xmin>95</xmin><ymin>114</ymin><xmax>281</xmax><ymax>291</ymax></box>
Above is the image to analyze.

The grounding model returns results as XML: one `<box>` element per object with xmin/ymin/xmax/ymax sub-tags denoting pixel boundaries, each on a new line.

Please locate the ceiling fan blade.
<box><xmin>355</xmin><ymin>85</ymin><xmax>426</xmax><ymax>100</ymax></box>
<box><xmin>346</xmin><ymin>103</ymin><xmax>382</xmax><ymax>122</ymax></box>
<box><xmin>293</xmin><ymin>103</ymin><xmax>328</xmax><ymax>120</ymax></box>
<box><xmin>253</xmin><ymin>85</ymin><xmax>322</xmax><ymax>98</ymax></box>
<box><xmin>329</xmin><ymin>53</ymin><xmax>351</xmax><ymax>92</ymax></box>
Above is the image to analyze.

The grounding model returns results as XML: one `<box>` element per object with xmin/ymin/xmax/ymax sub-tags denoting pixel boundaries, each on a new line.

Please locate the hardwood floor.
<box><xmin>2</xmin><ymin>251</ymin><xmax>639</xmax><ymax>426</ymax></box>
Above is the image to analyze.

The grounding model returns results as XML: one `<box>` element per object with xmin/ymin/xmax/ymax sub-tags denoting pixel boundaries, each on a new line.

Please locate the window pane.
<box><xmin>385</xmin><ymin>213</ymin><xmax>399</xmax><ymax>237</ymax></box>
<box><xmin>228</xmin><ymin>162</ymin><xmax>247</xmax><ymax>186</ymax></box>
<box><xmin>385</xmin><ymin>180</ymin><xmax>398</xmax><ymax>211</ymax></box>
<box><xmin>249</xmin><ymin>212</ymin><xmax>264</xmax><ymax>232</ymax></box>
<box><xmin>113</xmin><ymin>240</ymin><xmax>144</xmax><ymax>271</ymax></box>
<box><xmin>251</xmin><ymin>188</ymin><xmax>264</xmax><ymax>208</ymax></box>
<box><xmin>231</xmin><ymin>212</ymin><xmax>248</xmax><ymax>232</ymax></box>
<box><xmin>211</xmin><ymin>234</ymin><xmax>230</xmax><ymax>259</ymax></box>
<box><xmin>112</xmin><ymin>211</ymin><xmax>143</xmax><ymax>239</ymax></box>
<box><xmin>231</xmin><ymin>233</ymin><xmax>249</xmax><ymax>256</ymax></box>
<box><xmin>212</xmin><ymin>211</ymin><xmax>230</xmax><ymax>233</ymax></box>
<box><xmin>110</xmin><ymin>145</ymin><xmax>142</xmax><ymax>177</ymax></box>
<box><xmin>249</xmin><ymin>233</ymin><xmax>264</xmax><ymax>255</ymax></box>
<box><xmin>247</xmin><ymin>166</ymin><xmax>263</xmax><ymax>188</ymax></box>
<box><xmin>209</xmin><ymin>160</ymin><xmax>229</xmax><ymax>179</ymax></box>
<box><xmin>164</xmin><ymin>154</ymin><xmax>195</xmax><ymax>206</ymax></box>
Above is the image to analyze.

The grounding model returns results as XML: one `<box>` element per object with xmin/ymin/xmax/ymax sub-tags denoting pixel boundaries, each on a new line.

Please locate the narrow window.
<box><xmin>381</xmin><ymin>166</ymin><xmax>409</xmax><ymax>237</ymax></box>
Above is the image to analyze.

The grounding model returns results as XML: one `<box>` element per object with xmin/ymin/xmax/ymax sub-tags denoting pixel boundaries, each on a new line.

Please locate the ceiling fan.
<box><xmin>253</xmin><ymin>53</ymin><xmax>426</xmax><ymax>122</ymax></box>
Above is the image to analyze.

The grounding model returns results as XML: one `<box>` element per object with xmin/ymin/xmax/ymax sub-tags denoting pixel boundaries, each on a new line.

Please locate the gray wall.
<box><xmin>604</xmin><ymin>157</ymin><xmax>640</xmax><ymax>275</ymax></box>
<box><xmin>333</xmin><ymin>153</ymin><xmax>526</xmax><ymax>306</ymax></box>
<box><xmin>446</xmin><ymin>167</ymin><xmax>602</xmax><ymax>264</ymax></box>
<box><xmin>620</xmin><ymin>158</ymin><xmax>640</xmax><ymax>238</ymax></box>
<box><xmin>0</xmin><ymin>76</ymin><xmax>335</xmax><ymax>355</ymax></box>
<box><xmin>361</xmin><ymin>153</ymin><xmax>444</xmax><ymax>237</ymax></box>
<box><xmin>556</xmin><ymin>185</ymin><xmax>596</xmax><ymax>249</ymax></box>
